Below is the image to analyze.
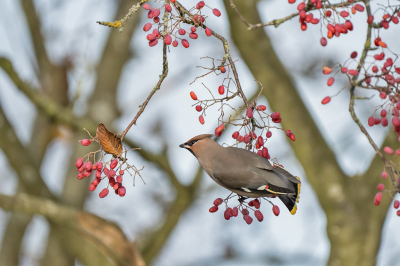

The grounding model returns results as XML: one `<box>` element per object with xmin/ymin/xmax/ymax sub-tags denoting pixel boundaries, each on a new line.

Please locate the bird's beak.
<box><xmin>179</xmin><ymin>143</ymin><xmax>185</xmax><ymax>148</ymax></box>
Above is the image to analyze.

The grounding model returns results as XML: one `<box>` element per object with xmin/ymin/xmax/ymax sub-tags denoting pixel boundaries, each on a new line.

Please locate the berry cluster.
<box><xmin>142</xmin><ymin>1</ymin><xmax>220</xmax><ymax>48</ymax></box>
<box><xmin>76</xmin><ymin>156</ymin><xmax>127</xmax><ymax>198</ymax></box>
<box><xmin>209</xmin><ymin>196</ymin><xmax>280</xmax><ymax>224</ymax></box>
<box><xmin>374</xmin><ymin>178</ymin><xmax>400</xmax><ymax>217</ymax></box>
<box><xmin>76</xmin><ymin>132</ymin><xmax>144</xmax><ymax>199</ymax></box>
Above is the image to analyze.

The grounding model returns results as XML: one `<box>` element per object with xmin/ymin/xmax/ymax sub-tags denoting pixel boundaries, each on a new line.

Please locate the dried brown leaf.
<box><xmin>96</xmin><ymin>123</ymin><xmax>123</xmax><ymax>158</ymax></box>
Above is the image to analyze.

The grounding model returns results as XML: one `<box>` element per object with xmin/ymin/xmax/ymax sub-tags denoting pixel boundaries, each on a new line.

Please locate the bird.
<box><xmin>179</xmin><ymin>134</ymin><xmax>301</xmax><ymax>214</ymax></box>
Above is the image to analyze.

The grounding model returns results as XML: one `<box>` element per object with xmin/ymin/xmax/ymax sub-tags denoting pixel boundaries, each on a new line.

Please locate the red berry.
<box><xmin>109</xmin><ymin>169</ymin><xmax>116</xmax><ymax>177</ymax></box>
<box><xmin>394</xmin><ymin>200</ymin><xmax>400</xmax><ymax>209</ymax></box>
<box><xmin>92</xmin><ymin>164</ymin><xmax>97</xmax><ymax>170</ymax></box>
<box><xmin>262</xmin><ymin>147</ymin><xmax>269</xmax><ymax>159</ymax></box>
<box><xmin>288</xmin><ymin>0</ymin><xmax>296</xmax><ymax>3</ymax></box>
<box><xmin>320</xmin><ymin>37</ymin><xmax>327</xmax><ymax>46</ymax></box>
<box><xmin>384</xmin><ymin>146</ymin><xmax>393</xmax><ymax>154</ymax></box>
<box><xmin>116</xmin><ymin>175</ymin><xmax>123</xmax><ymax>183</ymax></box>
<box><xmin>80</xmin><ymin>139</ymin><xmax>91</xmax><ymax>146</ymax></box>
<box><xmin>244</xmin><ymin>134</ymin><xmax>250</xmax><ymax>144</ymax></box>
<box><xmin>96</xmin><ymin>162</ymin><xmax>103</xmax><ymax>170</ymax></box>
<box><xmin>189</xmin><ymin>33</ymin><xmax>198</xmax><ymax>39</ymax></box>
<box><xmin>257</xmin><ymin>105</ymin><xmax>266</xmax><ymax>111</ymax></box>
<box><xmin>152</xmin><ymin>9</ymin><xmax>160</xmax><ymax>17</ymax></box>
<box><xmin>237</xmin><ymin>135</ymin><xmax>244</xmax><ymax>142</ymax></box>
<box><xmin>220</xmin><ymin>66</ymin><xmax>226</xmax><ymax>73</ymax></box>
<box><xmin>195</xmin><ymin>105</ymin><xmax>202</xmax><ymax>112</ymax></box>
<box><xmin>379</xmin><ymin>92</ymin><xmax>387</xmax><ymax>99</ymax></box>
<box><xmin>232</xmin><ymin>131</ymin><xmax>239</xmax><ymax>139</ymax></box>
<box><xmin>321</xmin><ymin>96</ymin><xmax>331</xmax><ymax>105</ymax></box>
<box><xmin>213</xmin><ymin>198</ymin><xmax>223</xmax><ymax>206</ymax></box>
<box><xmin>340</xmin><ymin>11</ymin><xmax>349</xmax><ymax>17</ymax></box>
<box><xmin>77</xmin><ymin>162</ymin><xmax>86</xmax><ymax>173</ymax></box>
<box><xmin>246</xmin><ymin>108</ymin><xmax>253</xmax><ymax>118</ymax></box>
<box><xmin>289</xmin><ymin>133</ymin><xmax>296</xmax><ymax>141</ymax></box>
<box><xmin>110</xmin><ymin>159</ymin><xmax>118</xmax><ymax>169</ymax></box>
<box><xmin>215</xmin><ymin>124</ymin><xmax>224</xmax><ymax>134</ymax></box>
<box><xmin>77</xmin><ymin>173</ymin><xmax>84</xmax><ymax>180</ymax></box>
<box><xmin>272</xmin><ymin>205</ymin><xmax>280</xmax><ymax>216</ymax></box>
<box><xmin>241</xmin><ymin>209</ymin><xmax>249</xmax><ymax>215</ymax></box>
<box><xmin>172</xmin><ymin>40</ymin><xmax>178</xmax><ymax>47</ymax></box>
<box><xmin>83</xmin><ymin>170</ymin><xmax>92</xmax><ymax>178</ymax></box>
<box><xmin>232</xmin><ymin>207</ymin><xmax>238</xmax><ymax>217</ymax></box>
<box><xmin>178</xmin><ymin>28</ymin><xmax>186</xmax><ymax>35</ymax></box>
<box><xmin>351</xmin><ymin>51</ymin><xmax>358</xmax><ymax>58</ymax></box>
<box><xmin>164</xmin><ymin>34</ymin><xmax>172</xmax><ymax>45</ymax></box>
<box><xmin>374</xmin><ymin>192</ymin><xmax>382</xmax><ymax>206</ymax></box>
<box><xmin>209</xmin><ymin>206</ymin><xmax>218</xmax><ymax>213</ymax></box>
<box><xmin>119</xmin><ymin>170</ymin><xmax>124</xmax><ymax>175</ymax></box>
<box><xmin>213</xmin><ymin>8</ymin><xmax>221</xmax><ymax>17</ymax></box>
<box><xmin>244</xmin><ymin>215</ymin><xmax>253</xmax><ymax>224</ymax></box>
<box><xmin>109</xmin><ymin>177</ymin><xmax>116</xmax><ymax>187</ymax></box>
<box><xmin>392</xmin><ymin>117</ymin><xmax>400</xmax><ymax>127</ymax></box>
<box><xmin>181</xmin><ymin>39</ymin><xmax>189</xmax><ymax>48</ymax></box>
<box><xmin>149</xmin><ymin>39</ymin><xmax>158</xmax><ymax>47</ymax></box>
<box><xmin>367</xmin><ymin>15</ymin><xmax>374</xmax><ymax>24</ymax></box>
<box><xmin>205</xmin><ymin>28</ymin><xmax>212</xmax><ymax>36</ymax></box>
<box><xmin>93</xmin><ymin>177</ymin><xmax>101</xmax><ymax>185</ymax></box>
<box><xmin>89</xmin><ymin>183</ymin><xmax>96</xmax><ymax>191</ymax></box>
<box><xmin>297</xmin><ymin>2</ymin><xmax>305</xmax><ymax>10</ymax></box>
<box><xmin>218</xmin><ymin>85</ymin><xmax>225</xmax><ymax>95</ymax></box>
<box><xmin>153</xmin><ymin>29</ymin><xmax>160</xmax><ymax>38</ymax></box>
<box><xmin>382</xmin><ymin>117</ymin><xmax>388</xmax><ymax>127</ymax></box>
<box><xmin>266</xmin><ymin>131</ymin><xmax>272</xmax><ymax>138</ymax></box>
<box><xmin>397</xmin><ymin>210</ymin><xmax>400</xmax><ymax>216</ymax></box>
<box><xmin>153</xmin><ymin>17</ymin><xmax>160</xmax><ymax>23</ymax></box>
<box><xmin>253</xmin><ymin>199</ymin><xmax>260</xmax><ymax>209</ymax></box>
<box><xmin>118</xmin><ymin>186</ymin><xmax>126</xmax><ymax>197</ymax></box>
<box><xmin>257</xmin><ymin>136</ymin><xmax>264</xmax><ymax>146</ymax></box>
<box><xmin>248</xmin><ymin>200</ymin><xmax>254</xmax><ymax>207</ymax></box>
<box><xmin>190</xmin><ymin>26</ymin><xmax>197</xmax><ymax>32</ymax></box>
<box><xmin>382</xmin><ymin>171</ymin><xmax>388</xmax><ymax>179</ymax></box>
<box><xmin>143</xmin><ymin>23</ymin><xmax>152</xmax><ymax>31</ymax></box>
<box><xmin>165</xmin><ymin>4</ymin><xmax>172</xmax><ymax>12</ymax></box>
<box><xmin>190</xmin><ymin>91</ymin><xmax>197</xmax><ymax>100</ymax></box>
<box><xmin>95</xmin><ymin>170</ymin><xmax>102</xmax><ymax>178</ymax></box>
<box><xmin>348</xmin><ymin>69</ymin><xmax>358</xmax><ymax>76</ymax></box>
<box><xmin>254</xmin><ymin>210</ymin><xmax>263</xmax><ymax>222</ymax></box>
<box><xmin>311</xmin><ymin>18</ymin><xmax>319</xmax><ymax>24</ymax></box>
<box><xmin>380</xmin><ymin>109</ymin><xmax>387</xmax><ymax>117</ymax></box>
<box><xmin>377</xmin><ymin>183</ymin><xmax>385</xmax><ymax>191</ymax></box>
<box><xmin>199</xmin><ymin>115</ymin><xmax>205</xmax><ymax>125</ymax></box>
<box><xmin>76</xmin><ymin>158</ymin><xmax>83</xmax><ymax>168</ymax></box>
<box><xmin>143</xmin><ymin>3</ymin><xmax>151</xmax><ymax>10</ymax></box>
<box><xmin>86</xmin><ymin>162</ymin><xmax>92</xmax><ymax>171</ymax></box>
<box><xmin>99</xmin><ymin>188</ymin><xmax>109</xmax><ymax>198</ymax></box>
<box><xmin>327</xmin><ymin>77</ymin><xmax>334</xmax><ymax>86</ymax></box>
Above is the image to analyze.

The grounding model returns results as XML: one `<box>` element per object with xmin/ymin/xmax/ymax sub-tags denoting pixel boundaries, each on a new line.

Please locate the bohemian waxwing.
<box><xmin>179</xmin><ymin>134</ymin><xmax>301</xmax><ymax>214</ymax></box>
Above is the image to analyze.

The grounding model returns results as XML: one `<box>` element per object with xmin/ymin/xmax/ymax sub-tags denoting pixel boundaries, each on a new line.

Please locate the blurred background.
<box><xmin>0</xmin><ymin>0</ymin><xmax>399</xmax><ymax>265</ymax></box>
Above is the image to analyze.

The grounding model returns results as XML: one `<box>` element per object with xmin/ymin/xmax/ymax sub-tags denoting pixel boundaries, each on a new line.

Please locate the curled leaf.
<box><xmin>96</xmin><ymin>123</ymin><xmax>123</xmax><ymax>158</ymax></box>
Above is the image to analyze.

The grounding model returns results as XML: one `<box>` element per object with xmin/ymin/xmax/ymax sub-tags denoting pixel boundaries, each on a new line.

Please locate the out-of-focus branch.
<box><xmin>20</xmin><ymin>0</ymin><xmax>51</xmax><ymax>73</ymax></box>
<box><xmin>0</xmin><ymin>57</ymin><xmax>90</xmax><ymax>131</ymax></box>
<box><xmin>0</xmin><ymin>105</ymin><xmax>56</xmax><ymax>200</ymax></box>
<box><xmin>140</xmin><ymin>166</ymin><xmax>203</xmax><ymax>264</ymax></box>
<box><xmin>0</xmin><ymin>193</ymin><xmax>145</xmax><ymax>266</ymax></box>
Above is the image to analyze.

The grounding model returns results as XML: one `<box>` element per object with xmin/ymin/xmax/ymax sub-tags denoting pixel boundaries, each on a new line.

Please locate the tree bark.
<box><xmin>223</xmin><ymin>1</ymin><xmax>393</xmax><ymax>265</ymax></box>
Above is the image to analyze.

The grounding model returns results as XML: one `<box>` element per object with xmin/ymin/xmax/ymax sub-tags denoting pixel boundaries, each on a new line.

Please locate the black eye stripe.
<box><xmin>187</xmin><ymin>140</ymin><xmax>198</xmax><ymax>146</ymax></box>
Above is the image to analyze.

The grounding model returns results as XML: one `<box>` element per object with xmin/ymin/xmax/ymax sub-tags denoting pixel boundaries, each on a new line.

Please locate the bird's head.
<box><xmin>179</xmin><ymin>134</ymin><xmax>214</xmax><ymax>157</ymax></box>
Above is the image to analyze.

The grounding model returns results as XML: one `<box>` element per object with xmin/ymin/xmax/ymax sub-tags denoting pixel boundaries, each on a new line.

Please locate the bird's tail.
<box><xmin>278</xmin><ymin>176</ymin><xmax>301</xmax><ymax>215</ymax></box>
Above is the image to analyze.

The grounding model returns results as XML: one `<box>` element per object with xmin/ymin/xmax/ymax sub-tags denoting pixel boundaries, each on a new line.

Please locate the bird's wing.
<box><xmin>225</xmin><ymin>147</ymin><xmax>301</xmax><ymax>184</ymax></box>
<box><xmin>213</xmin><ymin>157</ymin><xmax>296</xmax><ymax>195</ymax></box>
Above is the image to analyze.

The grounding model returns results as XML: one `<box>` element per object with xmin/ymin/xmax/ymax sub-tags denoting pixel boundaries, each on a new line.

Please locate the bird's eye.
<box><xmin>189</xmin><ymin>140</ymin><xmax>198</xmax><ymax>146</ymax></box>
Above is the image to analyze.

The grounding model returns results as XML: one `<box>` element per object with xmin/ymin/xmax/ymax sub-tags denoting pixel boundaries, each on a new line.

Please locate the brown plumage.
<box><xmin>179</xmin><ymin>134</ymin><xmax>301</xmax><ymax>214</ymax></box>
